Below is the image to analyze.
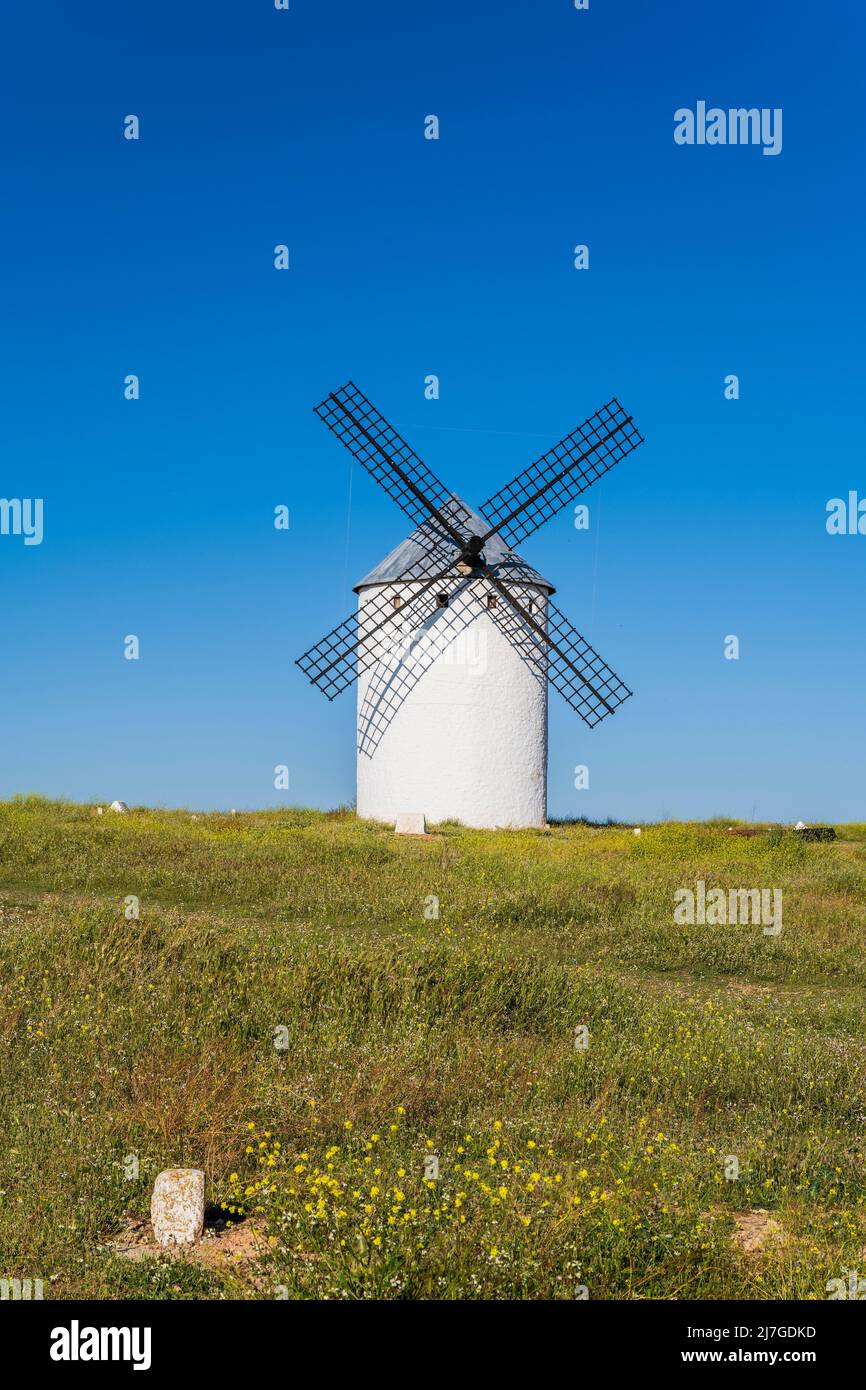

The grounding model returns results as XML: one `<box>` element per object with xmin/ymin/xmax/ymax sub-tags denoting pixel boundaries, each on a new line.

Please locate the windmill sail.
<box><xmin>299</xmin><ymin>381</ymin><xmax>640</xmax><ymax>727</ymax></box>
<box><xmin>479</xmin><ymin>398</ymin><xmax>643</xmax><ymax>548</ymax></box>
<box><xmin>314</xmin><ymin>381</ymin><xmax>468</xmax><ymax>543</ymax></box>
<box><xmin>478</xmin><ymin>581</ymin><xmax>633</xmax><ymax>727</ymax></box>
<box><xmin>296</xmin><ymin>564</ymin><xmax>463</xmax><ymax>700</ymax></box>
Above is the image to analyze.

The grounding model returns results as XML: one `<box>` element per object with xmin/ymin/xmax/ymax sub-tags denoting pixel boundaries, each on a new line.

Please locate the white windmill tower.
<box><xmin>353</xmin><ymin>502</ymin><xmax>554</xmax><ymax>828</ymax></box>
<box><xmin>297</xmin><ymin>383</ymin><xmax>644</xmax><ymax>830</ymax></box>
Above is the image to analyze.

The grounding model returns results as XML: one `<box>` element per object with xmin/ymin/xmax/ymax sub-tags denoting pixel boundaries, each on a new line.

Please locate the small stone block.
<box><xmin>151</xmin><ymin>1168</ymin><xmax>205</xmax><ymax>1247</ymax></box>
<box><xmin>395</xmin><ymin>812</ymin><xmax>426</xmax><ymax>836</ymax></box>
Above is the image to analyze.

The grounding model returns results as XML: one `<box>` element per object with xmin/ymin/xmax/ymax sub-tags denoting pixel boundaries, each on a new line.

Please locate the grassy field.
<box><xmin>1</xmin><ymin>796</ymin><xmax>865</xmax><ymax>1300</ymax></box>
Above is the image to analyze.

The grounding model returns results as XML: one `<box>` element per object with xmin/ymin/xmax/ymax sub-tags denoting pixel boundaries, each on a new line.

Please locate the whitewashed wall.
<box><xmin>356</xmin><ymin>580</ymin><xmax>548</xmax><ymax>829</ymax></box>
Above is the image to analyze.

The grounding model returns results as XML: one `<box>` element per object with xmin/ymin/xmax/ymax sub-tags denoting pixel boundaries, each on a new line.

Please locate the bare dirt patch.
<box><xmin>732</xmin><ymin>1208</ymin><xmax>784</xmax><ymax>1254</ymax></box>
<box><xmin>106</xmin><ymin>1213</ymin><xmax>268</xmax><ymax>1269</ymax></box>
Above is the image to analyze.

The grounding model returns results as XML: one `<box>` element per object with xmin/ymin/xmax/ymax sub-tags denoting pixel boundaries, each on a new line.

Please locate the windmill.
<box><xmin>296</xmin><ymin>382</ymin><xmax>644</xmax><ymax>829</ymax></box>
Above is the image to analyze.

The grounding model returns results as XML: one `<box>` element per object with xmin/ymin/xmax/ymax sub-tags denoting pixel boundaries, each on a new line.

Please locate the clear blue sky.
<box><xmin>2</xmin><ymin>0</ymin><xmax>864</xmax><ymax>822</ymax></box>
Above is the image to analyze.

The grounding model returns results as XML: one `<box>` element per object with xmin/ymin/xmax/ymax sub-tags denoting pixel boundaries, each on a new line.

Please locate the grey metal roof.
<box><xmin>354</xmin><ymin>495</ymin><xmax>555</xmax><ymax>593</ymax></box>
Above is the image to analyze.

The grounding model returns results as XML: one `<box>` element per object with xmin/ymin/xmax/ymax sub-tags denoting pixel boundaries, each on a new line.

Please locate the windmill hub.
<box><xmin>456</xmin><ymin>534</ymin><xmax>485</xmax><ymax>571</ymax></box>
<box><xmin>297</xmin><ymin>382</ymin><xmax>644</xmax><ymax>829</ymax></box>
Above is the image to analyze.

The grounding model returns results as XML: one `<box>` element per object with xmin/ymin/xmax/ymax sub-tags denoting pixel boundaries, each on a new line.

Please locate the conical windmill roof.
<box><xmin>354</xmin><ymin>495</ymin><xmax>555</xmax><ymax>594</ymax></box>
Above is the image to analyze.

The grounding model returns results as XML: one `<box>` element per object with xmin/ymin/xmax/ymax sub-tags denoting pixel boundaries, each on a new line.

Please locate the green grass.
<box><xmin>1</xmin><ymin>796</ymin><xmax>865</xmax><ymax>1299</ymax></box>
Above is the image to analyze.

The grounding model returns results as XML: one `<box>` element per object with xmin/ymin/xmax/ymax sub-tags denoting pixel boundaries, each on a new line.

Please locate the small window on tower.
<box><xmin>392</xmin><ymin>595</ymin><xmax>402</xmax><ymax>610</ymax></box>
<box><xmin>486</xmin><ymin>594</ymin><xmax>497</xmax><ymax>610</ymax></box>
<box><xmin>436</xmin><ymin>593</ymin><xmax>449</xmax><ymax>608</ymax></box>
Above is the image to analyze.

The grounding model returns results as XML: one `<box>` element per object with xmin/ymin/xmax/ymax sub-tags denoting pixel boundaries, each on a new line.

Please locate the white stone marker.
<box><xmin>151</xmin><ymin>1168</ymin><xmax>205</xmax><ymax>1246</ymax></box>
<box><xmin>395</xmin><ymin>812</ymin><xmax>426</xmax><ymax>836</ymax></box>
<box><xmin>110</xmin><ymin>800</ymin><xmax>129</xmax><ymax>814</ymax></box>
